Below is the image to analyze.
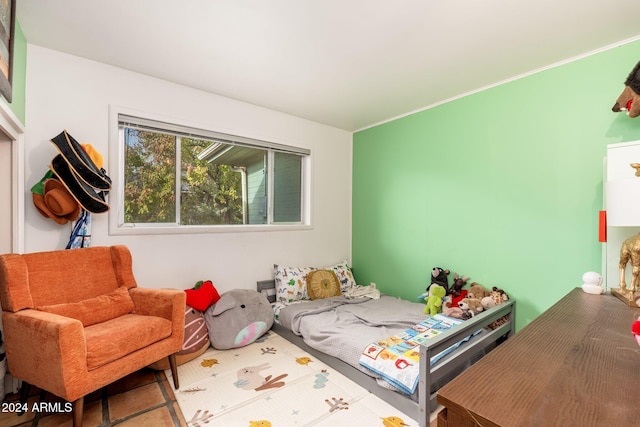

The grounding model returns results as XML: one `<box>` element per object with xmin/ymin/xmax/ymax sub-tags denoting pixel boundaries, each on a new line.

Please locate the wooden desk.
<box><xmin>436</xmin><ymin>288</ymin><xmax>640</xmax><ymax>427</ymax></box>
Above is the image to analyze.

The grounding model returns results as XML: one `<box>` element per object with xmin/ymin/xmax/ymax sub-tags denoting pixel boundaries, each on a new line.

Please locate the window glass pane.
<box><xmin>118</xmin><ymin>114</ymin><xmax>309</xmax><ymax>231</ymax></box>
<box><xmin>180</xmin><ymin>138</ymin><xmax>245</xmax><ymax>225</ymax></box>
<box><xmin>246</xmin><ymin>157</ymin><xmax>267</xmax><ymax>225</ymax></box>
<box><xmin>273</xmin><ymin>152</ymin><xmax>302</xmax><ymax>223</ymax></box>
<box><xmin>195</xmin><ymin>140</ymin><xmax>267</xmax><ymax>225</ymax></box>
<box><xmin>124</xmin><ymin>129</ymin><xmax>176</xmax><ymax>223</ymax></box>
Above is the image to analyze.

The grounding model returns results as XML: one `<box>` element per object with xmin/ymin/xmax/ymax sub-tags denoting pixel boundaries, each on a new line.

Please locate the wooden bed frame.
<box><xmin>257</xmin><ymin>280</ymin><xmax>516</xmax><ymax>427</ymax></box>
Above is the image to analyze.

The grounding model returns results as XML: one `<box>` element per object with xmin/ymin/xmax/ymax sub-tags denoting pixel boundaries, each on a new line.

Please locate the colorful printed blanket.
<box><xmin>358</xmin><ymin>314</ymin><xmax>468</xmax><ymax>395</ymax></box>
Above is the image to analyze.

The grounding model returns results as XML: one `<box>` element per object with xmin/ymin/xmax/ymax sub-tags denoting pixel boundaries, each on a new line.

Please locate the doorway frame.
<box><xmin>0</xmin><ymin>101</ymin><xmax>24</xmax><ymax>253</ymax></box>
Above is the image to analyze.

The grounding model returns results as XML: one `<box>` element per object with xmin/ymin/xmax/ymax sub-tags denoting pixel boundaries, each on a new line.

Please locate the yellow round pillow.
<box><xmin>306</xmin><ymin>270</ymin><xmax>341</xmax><ymax>300</ymax></box>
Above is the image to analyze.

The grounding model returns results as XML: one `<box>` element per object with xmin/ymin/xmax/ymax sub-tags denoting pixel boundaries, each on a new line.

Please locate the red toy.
<box><xmin>632</xmin><ymin>317</ymin><xmax>640</xmax><ymax>347</ymax></box>
<box><xmin>185</xmin><ymin>280</ymin><xmax>221</xmax><ymax>312</ymax></box>
<box><xmin>450</xmin><ymin>289</ymin><xmax>468</xmax><ymax>307</ymax></box>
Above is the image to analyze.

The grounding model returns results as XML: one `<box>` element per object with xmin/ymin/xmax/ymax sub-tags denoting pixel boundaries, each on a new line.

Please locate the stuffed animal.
<box><xmin>458</xmin><ymin>297</ymin><xmax>484</xmax><ymax>318</ymax></box>
<box><xmin>492</xmin><ymin>286</ymin><xmax>509</xmax><ymax>303</ymax></box>
<box><xmin>581</xmin><ymin>271</ymin><xmax>604</xmax><ymax>295</ymax></box>
<box><xmin>481</xmin><ymin>286</ymin><xmax>509</xmax><ymax>310</ymax></box>
<box><xmin>418</xmin><ymin>267</ymin><xmax>450</xmax><ymax>301</ymax></box>
<box><xmin>444</xmin><ymin>289</ymin><xmax>468</xmax><ymax>309</ymax></box>
<box><xmin>443</xmin><ymin>292</ymin><xmax>466</xmax><ymax>316</ymax></box>
<box><xmin>450</xmin><ymin>273</ymin><xmax>468</xmax><ymax>296</ymax></box>
<box><xmin>481</xmin><ymin>295</ymin><xmax>495</xmax><ymax>309</ymax></box>
<box><xmin>612</xmin><ymin>60</ymin><xmax>640</xmax><ymax>118</ymax></box>
<box><xmin>468</xmin><ymin>282</ymin><xmax>491</xmax><ymax>299</ymax></box>
<box><xmin>430</xmin><ymin>267</ymin><xmax>450</xmax><ymax>294</ymax></box>
<box><xmin>448</xmin><ymin>273</ymin><xmax>469</xmax><ymax>307</ymax></box>
<box><xmin>178</xmin><ymin>306</ymin><xmax>210</xmax><ymax>355</ymax></box>
<box><xmin>485</xmin><ymin>286</ymin><xmax>512</xmax><ymax>330</ymax></box>
<box><xmin>148</xmin><ymin>304</ymin><xmax>211</xmax><ymax>370</ymax></box>
<box><xmin>185</xmin><ymin>280</ymin><xmax>221</xmax><ymax>312</ymax></box>
<box><xmin>204</xmin><ymin>289</ymin><xmax>274</xmax><ymax>349</ymax></box>
<box><xmin>424</xmin><ymin>284</ymin><xmax>446</xmax><ymax>316</ymax></box>
<box><xmin>443</xmin><ymin>302</ymin><xmax>466</xmax><ymax>319</ymax></box>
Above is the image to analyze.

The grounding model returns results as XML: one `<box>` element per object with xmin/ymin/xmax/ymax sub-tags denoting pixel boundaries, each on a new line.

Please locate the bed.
<box><xmin>257</xmin><ymin>277</ymin><xmax>516</xmax><ymax>427</ymax></box>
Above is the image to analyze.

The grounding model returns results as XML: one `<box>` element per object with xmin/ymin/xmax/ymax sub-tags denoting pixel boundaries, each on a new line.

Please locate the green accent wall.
<box><xmin>1</xmin><ymin>21</ymin><xmax>26</xmax><ymax>125</ymax></box>
<box><xmin>353</xmin><ymin>39</ymin><xmax>640</xmax><ymax>332</ymax></box>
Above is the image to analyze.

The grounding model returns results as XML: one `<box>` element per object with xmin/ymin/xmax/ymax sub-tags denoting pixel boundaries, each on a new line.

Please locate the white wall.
<box><xmin>24</xmin><ymin>45</ymin><xmax>352</xmax><ymax>293</ymax></box>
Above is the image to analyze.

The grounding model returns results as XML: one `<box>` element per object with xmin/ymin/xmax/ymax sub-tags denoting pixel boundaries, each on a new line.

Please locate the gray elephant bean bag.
<box><xmin>204</xmin><ymin>289</ymin><xmax>274</xmax><ymax>349</ymax></box>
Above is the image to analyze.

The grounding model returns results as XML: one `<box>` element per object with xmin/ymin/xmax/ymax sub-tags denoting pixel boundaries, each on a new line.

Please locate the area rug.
<box><xmin>165</xmin><ymin>330</ymin><xmax>419</xmax><ymax>426</ymax></box>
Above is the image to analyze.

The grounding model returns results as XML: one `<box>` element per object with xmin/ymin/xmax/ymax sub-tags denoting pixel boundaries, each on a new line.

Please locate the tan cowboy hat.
<box><xmin>33</xmin><ymin>178</ymin><xmax>82</xmax><ymax>225</ymax></box>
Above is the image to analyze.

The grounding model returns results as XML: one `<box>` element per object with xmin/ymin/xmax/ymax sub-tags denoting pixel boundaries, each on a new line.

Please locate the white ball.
<box><xmin>582</xmin><ymin>271</ymin><xmax>603</xmax><ymax>286</ymax></box>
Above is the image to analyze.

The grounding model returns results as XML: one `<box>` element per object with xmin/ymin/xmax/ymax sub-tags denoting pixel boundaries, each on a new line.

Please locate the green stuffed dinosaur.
<box><xmin>424</xmin><ymin>284</ymin><xmax>446</xmax><ymax>316</ymax></box>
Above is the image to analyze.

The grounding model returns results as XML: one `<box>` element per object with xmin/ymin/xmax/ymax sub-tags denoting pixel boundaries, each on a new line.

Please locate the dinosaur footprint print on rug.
<box><xmin>200</xmin><ymin>358</ymin><xmax>218</xmax><ymax>368</ymax></box>
<box><xmin>234</xmin><ymin>363</ymin><xmax>288</xmax><ymax>391</ymax></box>
<box><xmin>187</xmin><ymin>409</ymin><xmax>214</xmax><ymax>427</ymax></box>
<box><xmin>325</xmin><ymin>397</ymin><xmax>349</xmax><ymax>412</ymax></box>
<box><xmin>313</xmin><ymin>370</ymin><xmax>329</xmax><ymax>389</ymax></box>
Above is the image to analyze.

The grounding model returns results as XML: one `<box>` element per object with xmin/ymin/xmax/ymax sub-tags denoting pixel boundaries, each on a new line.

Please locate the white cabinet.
<box><xmin>604</xmin><ymin>141</ymin><xmax>640</xmax><ymax>299</ymax></box>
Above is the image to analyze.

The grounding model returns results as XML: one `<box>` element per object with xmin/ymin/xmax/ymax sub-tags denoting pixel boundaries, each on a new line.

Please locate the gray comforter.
<box><xmin>278</xmin><ymin>295</ymin><xmax>427</xmax><ymax>394</ymax></box>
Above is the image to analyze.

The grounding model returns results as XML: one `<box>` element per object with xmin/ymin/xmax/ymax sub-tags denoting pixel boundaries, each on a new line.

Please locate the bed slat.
<box><xmin>257</xmin><ymin>279</ymin><xmax>276</xmax><ymax>303</ymax></box>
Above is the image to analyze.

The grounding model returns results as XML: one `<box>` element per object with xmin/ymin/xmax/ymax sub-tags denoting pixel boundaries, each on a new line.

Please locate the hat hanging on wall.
<box><xmin>50</xmin><ymin>130</ymin><xmax>111</xmax><ymax>190</ymax></box>
<box><xmin>612</xmin><ymin>60</ymin><xmax>640</xmax><ymax>118</ymax></box>
<box><xmin>48</xmin><ymin>130</ymin><xmax>111</xmax><ymax>214</ymax></box>
<box><xmin>50</xmin><ymin>154</ymin><xmax>109</xmax><ymax>213</ymax></box>
<box><xmin>32</xmin><ymin>178</ymin><xmax>81</xmax><ymax>225</ymax></box>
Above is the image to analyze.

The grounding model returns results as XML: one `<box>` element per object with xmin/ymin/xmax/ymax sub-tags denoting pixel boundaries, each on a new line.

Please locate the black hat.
<box><xmin>50</xmin><ymin>130</ymin><xmax>111</xmax><ymax>190</ymax></box>
<box><xmin>48</xmin><ymin>130</ymin><xmax>111</xmax><ymax>214</ymax></box>
<box><xmin>50</xmin><ymin>154</ymin><xmax>109</xmax><ymax>213</ymax></box>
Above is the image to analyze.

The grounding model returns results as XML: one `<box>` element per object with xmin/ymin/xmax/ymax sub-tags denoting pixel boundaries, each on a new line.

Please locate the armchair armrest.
<box><xmin>129</xmin><ymin>288</ymin><xmax>186</xmax><ymax>340</ymax></box>
<box><xmin>129</xmin><ymin>288</ymin><xmax>185</xmax><ymax>319</ymax></box>
<box><xmin>2</xmin><ymin>310</ymin><xmax>87</xmax><ymax>396</ymax></box>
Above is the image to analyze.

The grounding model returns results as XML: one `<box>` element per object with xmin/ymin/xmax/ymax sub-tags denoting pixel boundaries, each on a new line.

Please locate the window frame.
<box><xmin>108</xmin><ymin>106</ymin><xmax>312</xmax><ymax>235</ymax></box>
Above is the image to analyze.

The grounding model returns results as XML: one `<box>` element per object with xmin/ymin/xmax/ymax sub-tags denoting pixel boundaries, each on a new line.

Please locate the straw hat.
<box><xmin>81</xmin><ymin>143</ymin><xmax>104</xmax><ymax>169</ymax></box>
<box><xmin>33</xmin><ymin>178</ymin><xmax>81</xmax><ymax>225</ymax></box>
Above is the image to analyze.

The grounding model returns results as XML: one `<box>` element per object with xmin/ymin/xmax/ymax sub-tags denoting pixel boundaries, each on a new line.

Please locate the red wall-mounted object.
<box><xmin>599</xmin><ymin>211</ymin><xmax>607</xmax><ymax>242</ymax></box>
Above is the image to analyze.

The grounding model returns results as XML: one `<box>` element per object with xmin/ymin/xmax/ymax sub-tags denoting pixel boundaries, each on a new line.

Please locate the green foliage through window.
<box><xmin>119</xmin><ymin>116</ymin><xmax>308</xmax><ymax>228</ymax></box>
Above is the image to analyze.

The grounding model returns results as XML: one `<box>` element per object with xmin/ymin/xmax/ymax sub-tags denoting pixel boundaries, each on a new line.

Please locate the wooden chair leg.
<box><xmin>168</xmin><ymin>353</ymin><xmax>179</xmax><ymax>389</ymax></box>
<box><xmin>72</xmin><ymin>397</ymin><xmax>84</xmax><ymax>427</ymax></box>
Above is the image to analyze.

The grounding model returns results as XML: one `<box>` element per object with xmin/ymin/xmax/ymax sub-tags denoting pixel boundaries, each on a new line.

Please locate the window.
<box><xmin>112</xmin><ymin>113</ymin><xmax>310</xmax><ymax>233</ymax></box>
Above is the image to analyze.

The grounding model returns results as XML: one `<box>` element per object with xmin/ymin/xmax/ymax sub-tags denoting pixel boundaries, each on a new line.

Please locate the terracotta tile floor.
<box><xmin>0</xmin><ymin>368</ymin><xmax>186</xmax><ymax>427</ymax></box>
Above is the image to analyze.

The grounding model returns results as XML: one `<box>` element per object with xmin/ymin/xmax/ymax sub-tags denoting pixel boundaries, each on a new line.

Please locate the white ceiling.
<box><xmin>16</xmin><ymin>0</ymin><xmax>640</xmax><ymax>131</ymax></box>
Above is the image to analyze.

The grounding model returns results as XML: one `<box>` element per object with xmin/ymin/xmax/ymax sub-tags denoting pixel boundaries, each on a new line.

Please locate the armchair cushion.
<box><xmin>36</xmin><ymin>286</ymin><xmax>135</xmax><ymax>327</ymax></box>
<box><xmin>85</xmin><ymin>314</ymin><xmax>172</xmax><ymax>370</ymax></box>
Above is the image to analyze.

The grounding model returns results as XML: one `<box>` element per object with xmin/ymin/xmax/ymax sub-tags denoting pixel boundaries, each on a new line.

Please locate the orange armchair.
<box><xmin>0</xmin><ymin>245</ymin><xmax>185</xmax><ymax>426</ymax></box>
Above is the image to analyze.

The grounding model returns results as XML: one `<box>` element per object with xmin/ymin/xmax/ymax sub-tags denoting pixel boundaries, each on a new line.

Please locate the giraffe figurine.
<box><xmin>618</xmin><ymin>233</ymin><xmax>640</xmax><ymax>297</ymax></box>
